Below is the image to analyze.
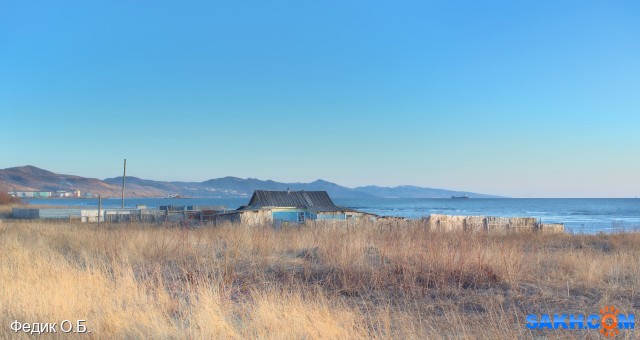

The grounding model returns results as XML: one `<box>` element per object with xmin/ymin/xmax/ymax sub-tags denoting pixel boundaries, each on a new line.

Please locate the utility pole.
<box><xmin>98</xmin><ymin>195</ymin><xmax>102</xmax><ymax>227</ymax></box>
<box><xmin>121</xmin><ymin>159</ymin><xmax>126</xmax><ymax>209</ymax></box>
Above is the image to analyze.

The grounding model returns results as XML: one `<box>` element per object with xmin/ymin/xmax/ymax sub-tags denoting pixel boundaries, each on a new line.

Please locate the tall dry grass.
<box><xmin>0</xmin><ymin>219</ymin><xmax>638</xmax><ymax>339</ymax></box>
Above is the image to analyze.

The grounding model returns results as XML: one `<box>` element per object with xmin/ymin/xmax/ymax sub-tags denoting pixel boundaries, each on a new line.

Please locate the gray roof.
<box><xmin>246</xmin><ymin>190</ymin><xmax>350</xmax><ymax>213</ymax></box>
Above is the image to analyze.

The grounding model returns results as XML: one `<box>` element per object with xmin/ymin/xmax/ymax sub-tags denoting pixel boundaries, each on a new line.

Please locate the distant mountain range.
<box><xmin>0</xmin><ymin>165</ymin><xmax>503</xmax><ymax>199</ymax></box>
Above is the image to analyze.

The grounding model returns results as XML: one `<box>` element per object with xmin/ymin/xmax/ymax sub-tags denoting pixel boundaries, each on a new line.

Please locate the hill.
<box><xmin>354</xmin><ymin>185</ymin><xmax>500</xmax><ymax>198</ymax></box>
<box><xmin>0</xmin><ymin>166</ymin><xmax>164</xmax><ymax>197</ymax></box>
<box><xmin>1</xmin><ymin>165</ymin><xmax>502</xmax><ymax>198</ymax></box>
<box><xmin>102</xmin><ymin>176</ymin><xmax>375</xmax><ymax>198</ymax></box>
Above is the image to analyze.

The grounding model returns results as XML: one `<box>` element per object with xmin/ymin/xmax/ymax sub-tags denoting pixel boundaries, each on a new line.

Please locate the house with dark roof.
<box><xmin>246</xmin><ymin>190</ymin><xmax>359</xmax><ymax>222</ymax></box>
<box><xmin>211</xmin><ymin>190</ymin><xmax>374</xmax><ymax>225</ymax></box>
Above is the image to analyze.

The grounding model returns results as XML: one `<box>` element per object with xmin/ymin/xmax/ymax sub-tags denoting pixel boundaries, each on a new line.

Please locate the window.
<box><xmin>297</xmin><ymin>212</ymin><xmax>305</xmax><ymax>223</ymax></box>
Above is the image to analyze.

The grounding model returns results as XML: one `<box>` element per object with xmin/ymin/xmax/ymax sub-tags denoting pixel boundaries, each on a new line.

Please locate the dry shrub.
<box><xmin>0</xmin><ymin>192</ymin><xmax>20</xmax><ymax>205</ymax></box>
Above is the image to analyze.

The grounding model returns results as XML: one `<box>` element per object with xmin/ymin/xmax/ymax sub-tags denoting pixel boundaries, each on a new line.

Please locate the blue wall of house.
<box><xmin>272</xmin><ymin>210</ymin><xmax>305</xmax><ymax>222</ymax></box>
<box><xmin>316</xmin><ymin>213</ymin><xmax>346</xmax><ymax>220</ymax></box>
<box><xmin>272</xmin><ymin>210</ymin><xmax>346</xmax><ymax>222</ymax></box>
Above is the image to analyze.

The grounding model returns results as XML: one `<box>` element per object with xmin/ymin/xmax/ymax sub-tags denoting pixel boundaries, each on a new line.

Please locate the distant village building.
<box><xmin>8</xmin><ymin>190</ymin><xmax>81</xmax><ymax>199</ymax></box>
<box><xmin>56</xmin><ymin>190</ymin><xmax>74</xmax><ymax>198</ymax></box>
<box><xmin>8</xmin><ymin>191</ymin><xmax>53</xmax><ymax>198</ymax></box>
<box><xmin>211</xmin><ymin>190</ymin><xmax>374</xmax><ymax>225</ymax></box>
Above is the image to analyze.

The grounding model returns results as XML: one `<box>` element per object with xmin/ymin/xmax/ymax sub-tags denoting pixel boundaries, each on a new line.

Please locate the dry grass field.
<box><xmin>1</xmin><ymin>219</ymin><xmax>638</xmax><ymax>339</ymax></box>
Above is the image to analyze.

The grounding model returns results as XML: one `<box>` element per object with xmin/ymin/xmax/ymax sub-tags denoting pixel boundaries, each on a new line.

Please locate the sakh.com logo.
<box><xmin>526</xmin><ymin>306</ymin><xmax>634</xmax><ymax>337</ymax></box>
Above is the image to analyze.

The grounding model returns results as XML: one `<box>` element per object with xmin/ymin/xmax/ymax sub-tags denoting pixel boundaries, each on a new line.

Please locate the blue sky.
<box><xmin>1</xmin><ymin>1</ymin><xmax>639</xmax><ymax>197</ymax></box>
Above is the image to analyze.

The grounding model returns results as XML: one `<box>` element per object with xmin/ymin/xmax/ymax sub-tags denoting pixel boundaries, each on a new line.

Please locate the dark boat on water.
<box><xmin>451</xmin><ymin>195</ymin><xmax>469</xmax><ymax>199</ymax></box>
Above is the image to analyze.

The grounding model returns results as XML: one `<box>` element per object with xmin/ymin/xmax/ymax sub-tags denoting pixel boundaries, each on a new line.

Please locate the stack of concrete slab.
<box><xmin>427</xmin><ymin>214</ymin><xmax>564</xmax><ymax>233</ymax></box>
